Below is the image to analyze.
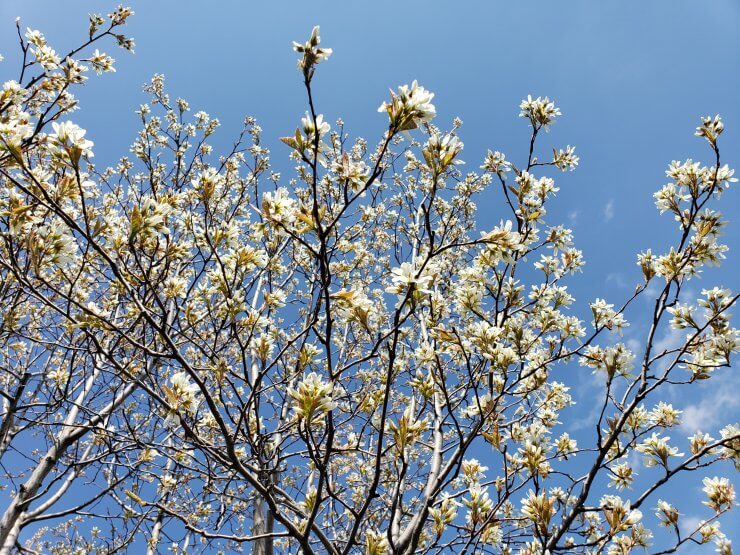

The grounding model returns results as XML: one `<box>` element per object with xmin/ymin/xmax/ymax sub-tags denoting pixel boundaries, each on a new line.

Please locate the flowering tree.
<box><xmin>0</xmin><ymin>12</ymin><xmax>738</xmax><ymax>555</ymax></box>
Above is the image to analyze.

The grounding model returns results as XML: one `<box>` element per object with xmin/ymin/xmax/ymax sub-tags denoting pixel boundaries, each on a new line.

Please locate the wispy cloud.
<box><xmin>652</xmin><ymin>326</ymin><xmax>686</xmax><ymax>355</ymax></box>
<box><xmin>626</xmin><ymin>338</ymin><xmax>641</xmax><ymax>353</ymax></box>
<box><xmin>568</xmin><ymin>367</ymin><xmax>607</xmax><ymax>431</ymax></box>
<box><xmin>679</xmin><ymin>515</ymin><xmax>704</xmax><ymax>539</ymax></box>
<box><xmin>642</xmin><ymin>280</ymin><xmax>662</xmax><ymax>304</ymax></box>
<box><xmin>606</xmin><ymin>272</ymin><xmax>630</xmax><ymax>289</ymax></box>
<box><xmin>568</xmin><ymin>210</ymin><xmax>580</xmax><ymax>226</ymax></box>
<box><xmin>681</xmin><ymin>373</ymin><xmax>740</xmax><ymax>434</ymax></box>
<box><xmin>603</xmin><ymin>199</ymin><xmax>615</xmax><ymax>222</ymax></box>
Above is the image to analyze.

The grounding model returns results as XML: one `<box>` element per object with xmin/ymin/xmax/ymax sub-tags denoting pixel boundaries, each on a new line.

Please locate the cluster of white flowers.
<box><xmin>287</xmin><ymin>372</ymin><xmax>337</xmax><ymax>424</ymax></box>
<box><xmin>696</xmin><ymin>114</ymin><xmax>724</xmax><ymax>145</ymax></box>
<box><xmin>301</xmin><ymin>111</ymin><xmax>330</xmax><ymax>145</ymax></box>
<box><xmin>481</xmin><ymin>149</ymin><xmax>510</xmax><ymax>174</ymax></box>
<box><xmin>386</xmin><ymin>259</ymin><xmax>439</xmax><ymax>302</ymax></box>
<box><xmin>512</xmin><ymin>170</ymin><xmax>559</xmax><ymax>223</ymax></box>
<box><xmin>464</xmin><ymin>482</ymin><xmax>493</xmax><ymax>525</ymax></box>
<box><xmin>163</xmin><ymin>371</ymin><xmax>200</xmax><ymax>426</ymax></box>
<box><xmin>636</xmin><ymin>433</ymin><xmax>684</xmax><ymax>468</ymax></box>
<box><xmin>0</xmin><ymin>82</ymin><xmax>33</xmax><ymax>158</ymax></box>
<box><xmin>654</xmin><ymin>499</ymin><xmax>679</xmax><ymax>528</ymax></box>
<box><xmin>281</xmin><ymin>112</ymin><xmax>331</xmax><ymax>158</ymax></box>
<box><xmin>429</xmin><ymin>493</ymin><xmax>461</xmax><ymax>538</ymax></box>
<box><xmin>293</xmin><ymin>25</ymin><xmax>332</xmax><ymax>76</ymax></box>
<box><xmin>389</xmin><ymin>400</ymin><xmax>428</xmax><ymax>453</ymax></box>
<box><xmin>590</xmin><ymin>298</ymin><xmax>629</xmax><ymax>331</ymax></box>
<box><xmin>331</xmin><ymin>153</ymin><xmax>369</xmax><ymax>193</ymax></box>
<box><xmin>552</xmin><ymin>145</ymin><xmax>579</xmax><ymax>171</ymax></box>
<box><xmin>261</xmin><ymin>187</ymin><xmax>297</xmax><ymax>227</ymax></box>
<box><xmin>378</xmin><ymin>80</ymin><xmax>436</xmax><ymax>132</ymax></box>
<box><xmin>608</xmin><ymin>461</ymin><xmax>636</xmax><ymax>490</ymax></box>
<box><xmin>581</xmin><ymin>342</ymin><xmax>635</xmax><ymax>378</ymax></box>
<box><xmin>649</xmin><ymin>401</ymin><xmax>682</xmax><ymax>428</ymax></box>
<box><xmin>330</xmin><ymin>287</ymin><xmax>376</xmax><ymax>330</ymax></box>
<box><xmin>519</xmin><ymin>95</ymin><xmax>561</xmax><ymax>129</ymax></box>
<box><xmin>521</xmin><ymin>490</ymin><xmax>556</xmax><ymax>534</ymax></box>
<box><xmin>600</xmin><ymin>495</ymin><xmax>643</xmax><ymax>533</ymax></box>
<box><xmin>364</xmin><ymin>529</ymin><xmax>389</xmax><ymax>555</ymax></box>
<box><xmin>191</xmin><ymin>168</ymin><xmax>225</xmax><ymax>201</ymax></box>
<box><xmin>702</xmin><ymin>476</ymin><xmax>735</xmax><ymax>512</ymax></box>
<box><xmin>87</xmin><ymin>49</ymin><xmax>116</xmax><ymax>74</ymax></box>
<box><xmin>422</xmin><ymin>132</ymin><xmax>464</xmax><ymax>176</ymax></box>
<box><xmin>479</xmin><ymin>219</ymin><xmax>525</xmax><ymax>263</ymax></box>
<box><xmin>49</xmin><ymin>121</ymin><xmax>95</xmax><ymax>163</ymax></box>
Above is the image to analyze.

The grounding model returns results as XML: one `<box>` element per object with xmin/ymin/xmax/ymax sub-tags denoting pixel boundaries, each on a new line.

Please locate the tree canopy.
<box><xmin>0</xmin><ymin>10</ymin><xmax>737</xmax><ymax>555</ymax></box>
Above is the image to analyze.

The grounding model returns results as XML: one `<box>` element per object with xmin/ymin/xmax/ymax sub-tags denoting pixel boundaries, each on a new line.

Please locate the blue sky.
<box><xmin>1</xmin><ymin>0</ymin><xmax>738</xmax><ymax>551</ymax></box>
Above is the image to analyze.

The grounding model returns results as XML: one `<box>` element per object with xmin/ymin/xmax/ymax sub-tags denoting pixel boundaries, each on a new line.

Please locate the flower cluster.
<box><xmin>49</xmin><ymin>121</ymin><xmax>95</xmax><ymax>164</ymax></box>
<box><xmin>163</xmin><ymin>372</ymin><xmax>200</xmax><ymax>426</ymax></box>
<box><xmin>422</xmin><ymin>132</ymin><xmax>464</xmax><ymax>176</ymax></box>
<box><xmin>521</xmin><ymin>490</ymin><xmax>556</xmax><ymax>534</ymax></box>
<box><xmin>378</xmin><ymin>80</ymin><xmax>436</xmax><ymax>132</ymax></box>
<box><xmin>702</xmin><ymin>476</ymin><xmax>735</xmax><ymax>512</ymax></box>
<box><xmin>281</xmin><ymin>112</ymin><xmax>332</xmax><ymax>160</ymax></box>
<box><xmin>636</xmin><ymin>433</ymin><xmax>684</xmax><ymax>468</ymax></box>
<box><xmin>386</xmin><ymin>259</ymin><xmax>439</xmax><ymax>302</ymax></box>
<box><xmin>590</xmin><ymin>298</ymin><xmax>629</xmax><ymax>331</ymax></box>
<box><xmin>288</xmin><ymin>372</ymin><xmax>337</xmax><ymax>424</ymax></box>
<box><xmin>293</xmin><ymin>25</ymin><xmax>332</xmax><ymax>78</ymax></box>
<box><xmin>519</xmin><ymin>95</ymin><xmax>561</xmax><ymax>129</ymax></box>
<box><xmin>600</xmin><ymin>495</ymin><xmax>643</xmax><ymax>533</ymax></box>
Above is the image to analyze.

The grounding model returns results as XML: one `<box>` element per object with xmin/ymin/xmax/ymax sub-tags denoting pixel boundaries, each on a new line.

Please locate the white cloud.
<box><xmin>569</xmin><ymin>369</ymin><xmax>607</xmax><ymax>431</ymax></box>
<box><xmin>680</xmin><ymin>515</ymin><xmax>704</xmax><ymax>537</ymax></box>
<box><xmin>680</xmin><ymin>372</ymin><xmax>740</xmax><ymax>434</ymax></box>
<box><xmin>652</xmin><ymin>326</ymin><xmax>686</xmax><ymax>355</ymax></box>
<box><xmin>642</xmin><ymin>280</ymin><xmax>662</xmax><ymax>303</ymax></box>
<box><xmin>603</xmin><ymin>198</ymin><xmax>615</xmax><ymax>222</ymax></box>
<box><xmin>568</xmin><ymin>210</ymin><xmax>580</xmax><ymax>225</ymax></box>
<box><xmin>606</xmin><ymin>272</ymin><xmax>630</xmax><ymax>289</ymax></box>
